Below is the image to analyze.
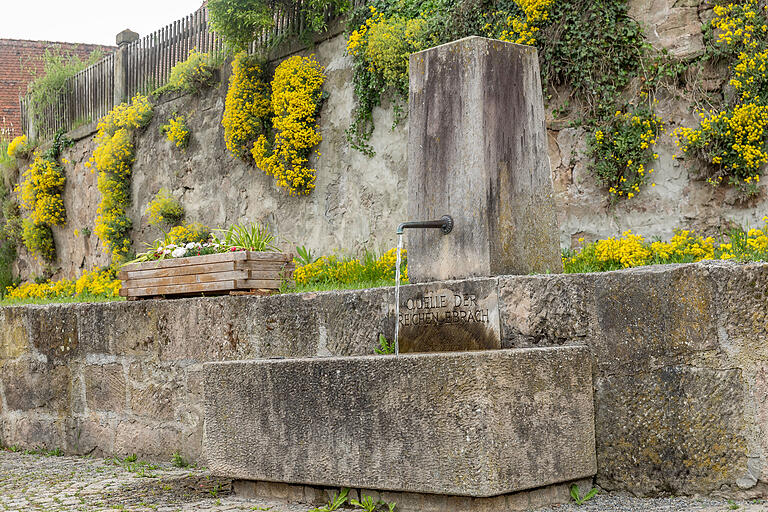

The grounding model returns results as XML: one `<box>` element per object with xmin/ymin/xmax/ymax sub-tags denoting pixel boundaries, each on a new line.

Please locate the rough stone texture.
<box><xmin>498</xmin><ymin>261</ymin><xmax>768</xmax><ymax>497</ymax></box>
<box><xmin>3</xmin><ymin>262</ymin><xmax>768</xmax><ymax>498</ymax></box>
<box><xmin>628</xmin><ymin>0</ymin><xmax>707</xmax><ymax>59</ymax></box>
<box><xmin>14</xmin><ymin>8</ymin><xmax>768</xmax><ymax>281</ymax></box>
<box><xmin>407</xmin><ymin>37</ymin><xmax>562</xmax><ymax>282</ymax></box>
<box><xmin>0</xmin><ymin>450</ymin><xmax>256</xmax><ymax>512</ymax></box>
<box><xmin>204</xmin><ymin>347</ymin><xmax>597</xmax><ymax>497</ymax></box>
<box><xmin>7</xmin><ymin>451</ymin><xmax>763</xmax><ymax>512</ymax></box>
<box><xmin>0</xmin><ymin>286</ymin><xmax>398</xmax><ymax>462</ymax></box>
<box><xmin>14</xmin><ymin>34</ymin><xmax>408</xmax><ymax>282</ymax></box>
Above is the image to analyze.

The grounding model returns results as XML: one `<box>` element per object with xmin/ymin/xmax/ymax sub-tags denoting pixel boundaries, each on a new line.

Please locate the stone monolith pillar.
<box><xmin>407</xmin><ymin>36</ymin><xmax>562</xmax><ymax>283</ymax></box>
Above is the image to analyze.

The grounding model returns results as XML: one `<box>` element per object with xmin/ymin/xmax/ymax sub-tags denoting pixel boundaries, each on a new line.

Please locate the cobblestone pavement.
<box><xmin>1</xmin><ymin>450</ymin><xmax>768</xmax><ymax>512</ymax></box>
<box><xmin>0</xmin><ymin>450</ymin><xmax>314</xmax><ymax>512</ymax></box>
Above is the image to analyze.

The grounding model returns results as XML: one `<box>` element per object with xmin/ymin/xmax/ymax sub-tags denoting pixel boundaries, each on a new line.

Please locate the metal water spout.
<box><xmin>393</xmin><ymin>215</ymin><xmax>454</xmax><ymax>357</ymax></box>
<box><xmin>396</xmin><ymin>215</ymin><xmax>454</xmax><ymax>235</ymax></box>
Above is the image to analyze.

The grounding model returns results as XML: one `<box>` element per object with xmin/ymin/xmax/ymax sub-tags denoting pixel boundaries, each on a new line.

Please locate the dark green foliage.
<box><xmin>374</xmin><ymin>334</ymin><xmax>396</xmax><ymax>355</ymax></box>
<box><xmin>44</xmin><ymin>130</ymin><xmax>74</xmax><ymax>161</ymax></box>
<box><xmin>209</xmin><ymin>0</ymin><xmax>351</xmax><ymax>52</ymax></box>
<box><xmin>27</xmin><ymin>48</ymin><xmax>102</xmax><ymax>136</ymax></box>
<box><xmin>346</xmin><ymin>0</ymin><xmax>647</xmax><ymax>153</ymax></box>
<box><xmin>0</xmin><ymin>183</ymin><xmax>19</xmax><ymax>297</ymax></box>
<box><xmin>538</xmin><ymin>0</ymin><xmax>645</xmax><ymax>119</ymax></box>
<box><xmin>345</xmin><ymin>61</ymin><xmax>387</xmax><ymax>156</ymax></box>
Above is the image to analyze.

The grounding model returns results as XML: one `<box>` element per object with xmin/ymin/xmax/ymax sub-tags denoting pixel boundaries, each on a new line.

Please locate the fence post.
<box><xmin>114</xmin><ymin>29</ymin><xmax>139</xmax><ymax>105</ymax></box>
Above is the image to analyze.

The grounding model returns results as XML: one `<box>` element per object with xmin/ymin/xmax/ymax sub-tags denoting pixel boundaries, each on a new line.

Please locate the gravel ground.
<box><xmin>1</xmin><ymin>450</ymin><xmax>767</xmax><ymax>511</ymax></box>
<box><xmin>537</xmin><ymin>494</ymin><xmax>768</xmax><ymax>512</ymax></box>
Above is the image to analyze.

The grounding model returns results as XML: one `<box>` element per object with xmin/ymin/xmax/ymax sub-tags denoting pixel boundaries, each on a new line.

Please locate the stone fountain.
<box><xmin>203</xmin><ymin>37</ymin><xmax>596</xmax><ymax>512</ymax></box>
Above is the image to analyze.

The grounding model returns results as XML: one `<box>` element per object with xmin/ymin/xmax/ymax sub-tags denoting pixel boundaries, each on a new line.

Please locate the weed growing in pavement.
<box><xmin>570</xmin><ymin>484</ymin><xmax>599</xmax><ymax>505</ymax></box>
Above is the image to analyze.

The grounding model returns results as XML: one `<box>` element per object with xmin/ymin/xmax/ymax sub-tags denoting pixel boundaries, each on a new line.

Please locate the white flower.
<box><xmin>163</xmin><ymin>249</ymin><xmax>171</xmax><ymax>255</ymax></box>
<box><xmin>186</xmin><ymin>242</ymin><xmax>196</xmax><ymax>249</ymax></box>
<box><xmin>171</xmin><ymin>247</ymin><xmax>187</xmax><ymax>258</ymax></box>
<box><xmin>166</xmin><ymin>244</ymin><xmax>177</xmax><ymax>249</ymax></box>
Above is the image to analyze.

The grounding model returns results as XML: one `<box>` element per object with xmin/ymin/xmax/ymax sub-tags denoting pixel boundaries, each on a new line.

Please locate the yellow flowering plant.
<box><xmin>5</xmin><ymin>268</ymin><xmax>121</xmax><ymax>302</ymax></box>
<box><xmin>21</xmin><ymin>219</ymin><xmax>56</xmax><ymax>262</ymax></box>
<box><xmin>494</xmin><ymin>0</ymin><xmax>555</xmax><ymax>46</ymax></box>
<box><xmin>344</xmin><ymin>0</ymin><xmax>644</xmax><ymax>156</ymax></box>
<box><xmin>87</xmin><ymin>94</ymin><xmax>154</xmax><ymax>262</ymax></box>
<box><xmin>345</xmin><ymin>6</ymin><xmax>429</xmax><ymax>155</ymax></box>
<box><xmin>562</xmin><ymin>222</ymin><xmax>768</xmax><ymax>273</ymax></box>
<box><xmin>587</xmin><ymin>106</ymin><xmax>663</xmax><ymax>202</ymax></box>
<box><xmin>160</xmin><ymin>115</ymin><xmax>190</xmax><ymax>149</ymax></box>
<box><xmin>155</xmin><ymin>48</ymin><xmax>218</xmax><ymax>94</ymax></box>
<box><xmin>676</xmin><ymin>104</ymin><xmax>768</xmax><ymax>195</ymax></box>
<box><xmin>7</xmin><ymin>134</ymin><xmax>31</xmax><ymax>159</ymax></box>
<box><xmin>165</xmin><ymin>222</ymin><xmax>211</xmax><ymax>245</ymax></box>
<box><xmin>293</xmin><ymin>248</ymin><xmax>408</xmax><ymax>287</ymax></box>
<box><xmin>706</xmin><ymin>0</ymin><xmax>767</xmax><ymax>61</ymax></box>
<box><xmin>145</xmin><ymin>188</ymin><xmax>184</xmax><ymax>227</ymax></box>
<box><xmin>676</xmin><ymin>0</ymin><xmax>768</xmax><ymax>196</ymax></box>
<box><xmin>18</xmin><ymin>154</ymin><xmax>66</xmax><ymax>225</ymax></box>
<box><xmin>14</xmin><ymin>130</ymin><xmax>72</xmax><ymax>262</ymax></box>
<box><xmin>347</xmin><ymin>7</ymin><xmax>428</xmax><ymax>98</ymax></box>
<box><xmin>251</xmin><ymin>55</ymin><xmax>325</xmax><ymax>195</ymax></box>
<box><xmin>222</xmin><ymin>52</ymin><xmax>271</xmax><ymax>161</ymax></box>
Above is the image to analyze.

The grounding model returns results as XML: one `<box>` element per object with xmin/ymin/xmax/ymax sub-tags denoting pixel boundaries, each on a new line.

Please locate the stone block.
<box><xmin>397</xmin><ymin>278</ymin><xmax>501</xmax><ymax>352</ymax></box>
<box><xmin>407</xmin><ymin>37</ymin><xmax>562</xmax><ymax>282</ymax></box>
<box><xmin>84</xmin><ymin>363</ymin><xmax>126</xmax><ymax>413</ymax></box>
<box><xmin>0</xmin><ymin>308</ymin><xmax>29</xmax><ymax>360</ymax></box>
<box><xmin>27</xmin><ymin>305</ymin><xmax>78</xmax><ymax>361</ymax></box>
<box><xmin>595</xmin><ymin>366</ymin><xmax>747</xmax><ymax>495</ymax></box>
<box><xmin>1</xmin><ymin>360</ymin><xmax>70</xmax><ymax>412</ymax></box>
<box><xmin>593</xmin><ymin>264</ymin><xmax>718</xmax><ymax>375</ymax></box>
<box><xmin>64</xmin><ymin>416</ymin><xmax>116</xmax><ymax>457</ymax></box>
<box><xmin>127</xmin><ymin>363</ymin><xmax>182</xmax><ymax>421</ymax></box>
<box><xmin>115</xmin><ymin>29</ymin><xmax>139</xmax><ymax>46</ymax></box>
<box><xmin>1</xmin><ymin>414</ymin><xmax>64</xmax><ymax>450</ymax></box>
<box><xmin>498</xmin><ymin>273</ymin><xmax>596</xmax><ymax>348</ymax></box>
<box><xmin>78</xmin><ymin>301</ymin><xmax>160</xmax><ymax>356</ymax></box>
<box><xmin>113</xmin><ymin>420</ymin><xmax>182</xmax><ymax>460</ymax></box>
<box><xmin>313</xmin><ymin>288</ymin><xmax>394</xmax><ymax>356</ymax></box>
<box><xmin>204</xmin><ymin>347</ymin><xmax>596</xmax><ymax>497</ymax></box>
<box><xmin>231</xmin><ymin>480</ymin><xmax>579</xmax><ymax>512</ymax></box>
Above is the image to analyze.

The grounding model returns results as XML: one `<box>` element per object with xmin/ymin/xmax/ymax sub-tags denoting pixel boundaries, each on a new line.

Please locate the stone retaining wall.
<box><xmin>2</xmin><ymin>261</ymin><xmax>768</xmax><ymax>497</ymax></box>
<box><xmin>14</xmin><ymin>0</ymin><xmax>768</xmax><ymax>282</ymax></box>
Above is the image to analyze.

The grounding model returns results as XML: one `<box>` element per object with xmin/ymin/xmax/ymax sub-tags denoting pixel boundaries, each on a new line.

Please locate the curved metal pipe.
<box><xmin>396</xmin><ymin>215</ymin><xmax>454</xmax><ymax>235</ymax></box>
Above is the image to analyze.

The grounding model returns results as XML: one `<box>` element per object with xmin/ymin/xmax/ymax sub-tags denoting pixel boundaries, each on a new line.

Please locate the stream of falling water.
<box><xmin>394</xmin><ymin>233</ymin><xmax>403</xmax><ymax>356</ymax></box>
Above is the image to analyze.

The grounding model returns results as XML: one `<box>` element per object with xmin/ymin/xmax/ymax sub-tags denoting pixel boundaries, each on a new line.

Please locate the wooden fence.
<box><xmin>20</xmin><ymin>53</ymin><xmax>114</xmax><ymax>138</ymax></box>
<box><xmin>21</xmin><ymin>1</ymin><xmax>358</xmax><ymax>139</ymax></box>
<box><xmin>124</xmin><ymin>7</ymin><xmax>223</xmax><ymax>99</ymax></box>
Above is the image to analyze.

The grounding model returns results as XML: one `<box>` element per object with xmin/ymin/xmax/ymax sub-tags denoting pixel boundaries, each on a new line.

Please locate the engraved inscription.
<box><xmin>397</xmin><ymin>280</ymin><xmax>501</xmax><ymax>353</ymax></box>
<box><xmin>399</xmin><ymin>293</ymin><xmax>490</xmax><ymax>327</ymax></box>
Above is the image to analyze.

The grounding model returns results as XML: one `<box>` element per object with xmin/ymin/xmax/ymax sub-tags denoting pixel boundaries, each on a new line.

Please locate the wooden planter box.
<box><xmin>118</xmin><ymin>251</ymin><xmax>294</xmax><ymax>300</ymax></box>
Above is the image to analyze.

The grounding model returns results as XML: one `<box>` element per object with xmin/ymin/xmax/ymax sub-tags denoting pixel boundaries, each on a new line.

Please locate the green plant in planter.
<box><xmin>215</xmin><ymin>221</ymin><xmax>278</xmax><ymax>251</ymax></box>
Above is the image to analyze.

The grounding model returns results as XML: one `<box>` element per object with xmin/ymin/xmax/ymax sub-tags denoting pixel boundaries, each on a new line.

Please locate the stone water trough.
<box><xmin>204</xmin><ymin>348</ymin><xmax>596</xmax><ymax>499</ymax></box>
